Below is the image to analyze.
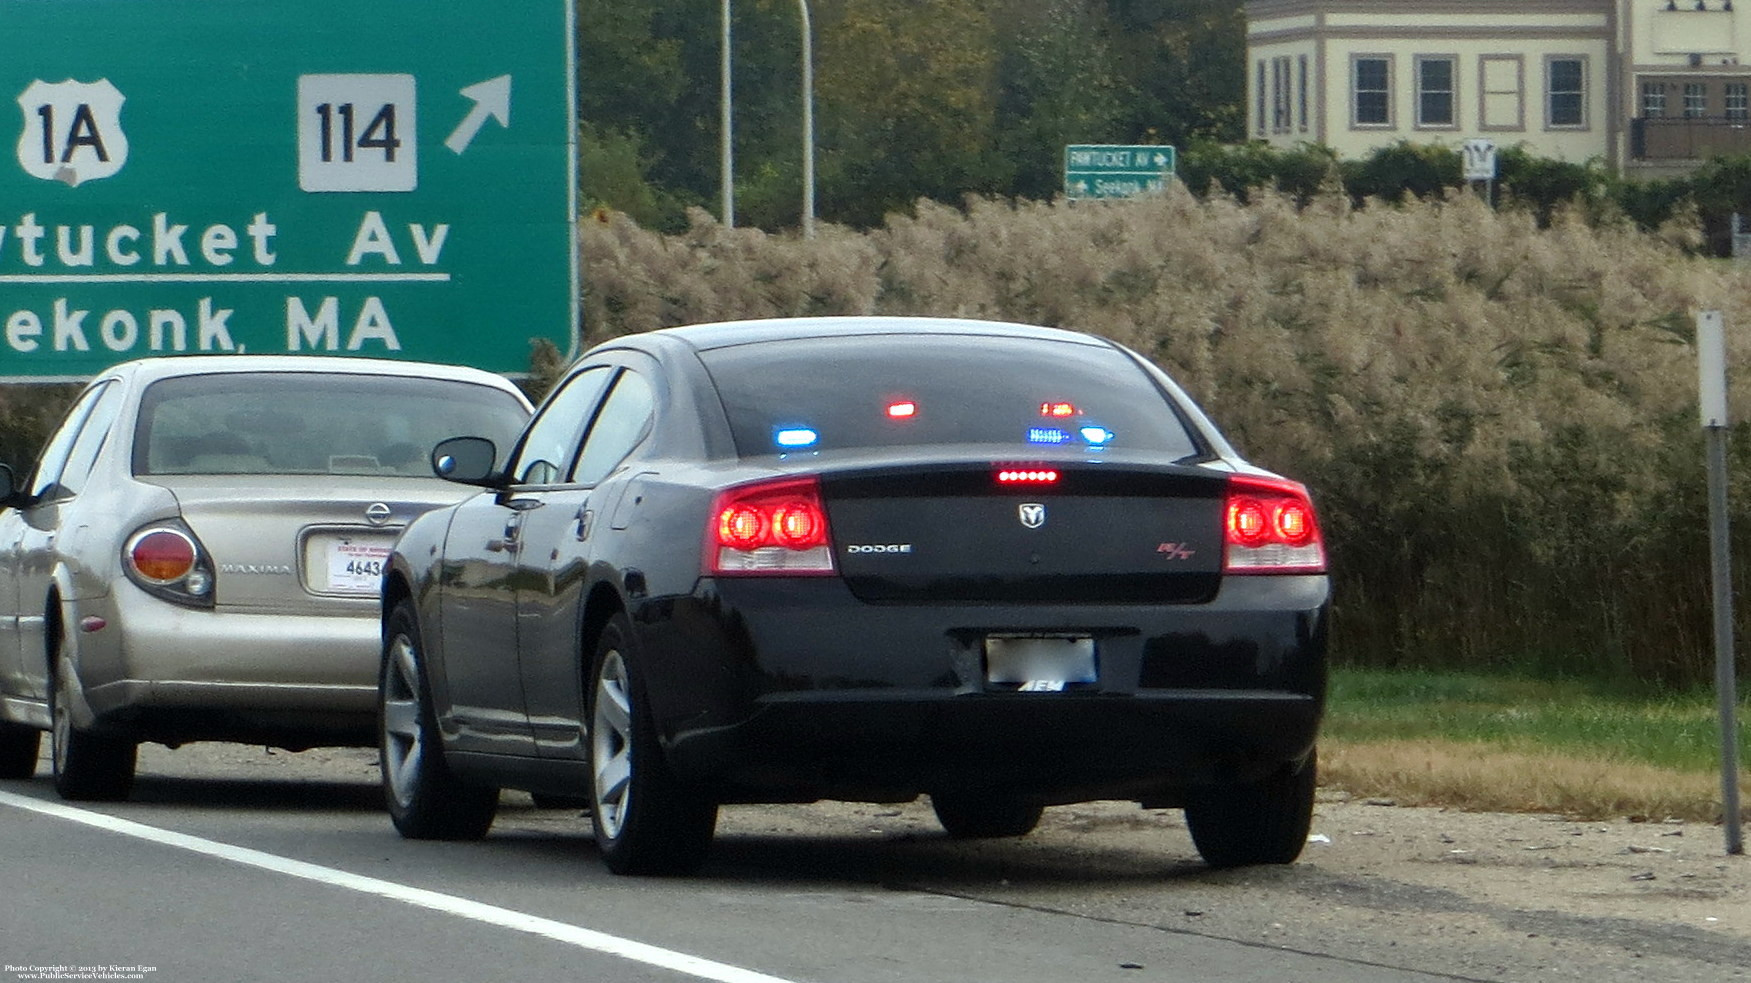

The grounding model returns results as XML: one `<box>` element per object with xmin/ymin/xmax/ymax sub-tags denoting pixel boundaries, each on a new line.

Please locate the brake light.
<box><xmin>128</xmin><ymin>529</ymin><xmax>197</xmax><ymax>583</ymax></box>
<box><xmin>1223</xmin><ymin>475</ymin><xmax>1326</xmax><ymax>574</ymax></box>
<box><xmin>708</xmin><ymin>477</ymin><xmax>835</xmax><ymax>575</ymax></box>
<box><xmin>996</xmin><ymin>468</ymin><xmax>1059</xmax><ymax>485</ymax></box>
<box><xmin>122</xmin><ymin>523</ymin><xmax>216</xmax><ymax>607</ymax></box>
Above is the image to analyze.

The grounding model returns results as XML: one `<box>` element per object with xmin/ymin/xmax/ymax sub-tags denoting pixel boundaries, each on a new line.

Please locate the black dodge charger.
<box><xmin>379</xmin><ymin>316</ymin><xmax>1329</xmax><ymax>875</ymax></box>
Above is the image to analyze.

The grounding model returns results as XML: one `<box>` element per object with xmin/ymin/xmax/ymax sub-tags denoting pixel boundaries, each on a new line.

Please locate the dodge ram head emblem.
<box><xmin>1018</xmin><ymin>503</ymin><xmax>1046</xmax><ymax>529</ymax></box>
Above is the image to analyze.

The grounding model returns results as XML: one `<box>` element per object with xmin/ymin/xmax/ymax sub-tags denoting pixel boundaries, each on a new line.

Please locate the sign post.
<box><xmin>1064</xmin><ymin>145</ymin><xmax>1175</xmax><ymax>201</ymax></box>
<box><xmin>1698</xmin><ymin>308</ymin><xmax>1744</xmax><ymax>856</ymax></box>
<box><xmin>0</xmin><ymin>0</ymin><xmax>576</xmax><ymax>380</ymax></box>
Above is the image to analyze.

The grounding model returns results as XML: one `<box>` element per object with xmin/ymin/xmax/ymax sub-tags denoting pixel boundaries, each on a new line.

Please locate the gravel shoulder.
<box><xmin>734</xmin><ymin>791</ymin><xmax>1751</xmax><ymax>983</ymax></box>
<box><xmin>132</xmin><ymin>744</ymin><xmax>1751</xmax><ymax>983</ymax></box>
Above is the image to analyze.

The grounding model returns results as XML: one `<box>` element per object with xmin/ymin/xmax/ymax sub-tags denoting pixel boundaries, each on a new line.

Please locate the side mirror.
<box><xmin>0</xmin><ymin>463</ymin><xmax>19</xmax><ymax>506</ymax></box>
<box><xmin>430</xmin><ymin>436</ymin><xmax>502</xmax><ymax>486</ymax></box>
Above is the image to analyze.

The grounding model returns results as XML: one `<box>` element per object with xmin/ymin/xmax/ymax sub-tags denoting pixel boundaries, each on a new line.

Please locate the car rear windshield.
<box><xmin>133</xmin><ymin>372</ymin><xmax>529</xmax><ymax>477</ymax></box>
<box><xmin>698</xmin><ymin>333</ymin><xmax>1201</xmax><ymax>459</ymax></box>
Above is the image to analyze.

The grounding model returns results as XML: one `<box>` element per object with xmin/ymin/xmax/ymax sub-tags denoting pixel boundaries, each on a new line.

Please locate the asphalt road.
<box><xmin>0</xmin><ymin>745</ymin><xmax>1473</xmax><ymax>983</ymax></box>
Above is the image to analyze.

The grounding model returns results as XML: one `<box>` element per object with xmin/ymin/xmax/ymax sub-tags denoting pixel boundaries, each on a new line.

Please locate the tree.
<box><xmin>991</xmin><ymin>0</ymin><xmax>1126</xmax><ymax>200</ymax></box>
<box><xmin>814</xmin><ymin>0</ymin><xmax>1006</xmax><ymax>226</ymax></box>
<box><xmin>574</xmin><ymin>0</ymin><xmax>1253</xmax><ymax>229</ymax></box>
<box><xmin>1103</xmin><ymin>0</ymin><xmax>1248</xmax><ymax>147</ymax></box>
<box><xmin>576</xmin><ymin>0</ymin><xmax>700</xmax><ymax>226</ymax></box>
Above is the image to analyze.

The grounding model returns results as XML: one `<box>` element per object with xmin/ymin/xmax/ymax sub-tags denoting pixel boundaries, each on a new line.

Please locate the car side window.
<box><xmin>55</xmin><ymin>381</ymin><xmax>126</xmax><ymax>498</ymax></box>
<box><xmin>571</xmin><ymin>371</ymin><xmax>654</xmax><ymax>487</ymax></box>
<box><xmin>511</xmin><ymin>366</ymin><xmax>614</xmax><ymax>486</ymax></box>
<box><xmin>27</xmin><ymin>381</ymin><xmax>110</xmax><ymax>501</ymax></box>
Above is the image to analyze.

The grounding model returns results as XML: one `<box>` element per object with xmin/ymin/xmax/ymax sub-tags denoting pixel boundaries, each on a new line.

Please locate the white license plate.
<box><xmin>984</xmin><ymin>635</ymin><xmax>1097</xmax><ymax>688</ymax></box>
<box><xmin>327</xmin><ymin>541</ymin><xmax>392</xmax><ymax>593</ymax></box>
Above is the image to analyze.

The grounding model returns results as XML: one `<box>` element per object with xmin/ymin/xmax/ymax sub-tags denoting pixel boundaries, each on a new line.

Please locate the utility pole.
<box><xmin>1698</xmin><ymin>308</ymin><xmax>1744</xmax><ymax>856</ymax></box>
<box><xmin>799</xmin><ymin>0</ymin><xmax>814</xmax><ymax>237</ymax></box>
<box><xmin>720</xmin><ymin>0</ymin><xmax>734</xmax><ymax>227</ymax></box>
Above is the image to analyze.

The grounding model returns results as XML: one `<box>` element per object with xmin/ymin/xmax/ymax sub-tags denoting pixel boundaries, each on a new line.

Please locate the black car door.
<box><xmin>515</xmin><ymin>364</ymin><xmax>657</xmax><ymax>759</ymax></box>
<box><xmin>435</xmin><ymin>366</ymin><xmax>615</xmax><ymax>756</ymax></box>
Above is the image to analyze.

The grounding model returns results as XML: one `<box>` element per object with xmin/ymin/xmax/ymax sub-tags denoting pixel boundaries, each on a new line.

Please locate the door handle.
<box><xmin>487</xmin><ymin>512</ymin><xmax>526</xmax><ymax>553</ymax></box>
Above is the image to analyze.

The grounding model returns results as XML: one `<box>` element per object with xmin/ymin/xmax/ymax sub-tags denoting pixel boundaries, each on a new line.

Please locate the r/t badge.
<box><xmin>16</xmin><ymin>78</ymin><xmax>129</xmax><ymax>186</ymax></box>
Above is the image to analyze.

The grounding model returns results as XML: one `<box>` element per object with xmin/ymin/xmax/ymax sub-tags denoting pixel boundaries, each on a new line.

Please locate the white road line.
<box><xmin>0</xmin><ymin>790</ymin><xmax>802</xmax><ymax>983</ymax></box>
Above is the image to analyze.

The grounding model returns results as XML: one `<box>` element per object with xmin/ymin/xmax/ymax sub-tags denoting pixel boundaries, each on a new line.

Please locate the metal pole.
<box><xmin>799</xmin><ymin>0</ymin><xmax>815</xmax><ymax>237</ymax></box>
<box><xmin>1698</xmin><ymin>308</ymin><xmax>1743</xmax><ymax>855</ymax></box>
<box><xmin>720</xmin><ymin>0</ymin><xmax>734</xmax><ymax>228</ymax></box>
<box><xmin>1707</xmin><ymin>427</ymin><xmax>1742</xmax><ymax>855</ymax></box>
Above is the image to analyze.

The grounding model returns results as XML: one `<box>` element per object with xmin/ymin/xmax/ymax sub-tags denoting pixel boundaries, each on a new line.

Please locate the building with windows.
<box><xmin>1245</xmin><ymin>0</ymin><xmax>1751</xmax><ymax>176</ymax></box>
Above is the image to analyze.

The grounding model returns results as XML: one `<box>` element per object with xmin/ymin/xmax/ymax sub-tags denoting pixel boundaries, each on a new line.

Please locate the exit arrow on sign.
<box><xmin>446</xmin><ymin>75</ymin><xmax>512</xmax><ymax>155</ymax></box>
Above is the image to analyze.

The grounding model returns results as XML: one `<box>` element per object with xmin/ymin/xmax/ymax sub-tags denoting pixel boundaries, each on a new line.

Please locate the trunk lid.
<box><xmin>148</xmin><ymin>475</ymin><xmax>471</xmax><ymax>611</ymax></box>
<box><xmin>819</xmin><ymin>461</ymin><xmax>1226</xmax><ymax>604</ymax></box>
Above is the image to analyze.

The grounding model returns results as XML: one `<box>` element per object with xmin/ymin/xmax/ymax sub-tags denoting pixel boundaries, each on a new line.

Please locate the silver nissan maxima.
<box><xmin>0</xmin><ymin>355</ymin><xmax>531</xmax><ymax>800</ymax></box>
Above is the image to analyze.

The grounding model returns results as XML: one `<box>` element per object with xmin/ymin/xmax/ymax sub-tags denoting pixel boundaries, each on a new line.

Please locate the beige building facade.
<box><xmin>1246</xmin><ymin>0</ymin><xmax>1751</xmax><ymax>175</ymax></box>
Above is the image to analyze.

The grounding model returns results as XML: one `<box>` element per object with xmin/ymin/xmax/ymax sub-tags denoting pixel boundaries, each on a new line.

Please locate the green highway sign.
<box><xmin>1064</xmin><ymin>144</ymin><xmax>1175</xmax><ymax>201</ymax></box>
<box><xmin>0</xmin><ymin>0</ymin><xmax>576</xmax><ymax>380</ymax></box>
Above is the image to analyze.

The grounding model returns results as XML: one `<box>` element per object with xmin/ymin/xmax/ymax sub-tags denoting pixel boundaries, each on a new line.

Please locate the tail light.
<box><xmin>707</xmin><ymin>477</ymin><xmax>836</xmax><ymax>575</ymax></box>
<box><xmin>123</xmin><ymin>522</ymin><xmax>216</xmax><ymax>607</ymax></box>
<box><xmin>1223</xmin><ymin>475</ymin><xmax>1326</xmax><ymax>575</ymax></box>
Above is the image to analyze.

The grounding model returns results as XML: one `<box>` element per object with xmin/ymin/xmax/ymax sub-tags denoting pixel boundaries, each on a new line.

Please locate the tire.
<box><xmin>379</xmin><ymin>600</ymin><xmax>498</xmax><ymax>840</ymax></box>
<box><xmin>50</xmin><ymin>659</ymin><xmax>136</xmax><ymax>802</ymax></box>
<box><xmin>0</xmin><ymin>722</ymin><xmax>41</xmax><ymax>780</ymax></box>
<box><xmin>931</xmin><ymin>792</ymin><xmax>1044</xmax><ymax>839</ymax></box>
<box><xmin>588</xmin><ymin>614</ymin><xmax>717</xmax><ymax>876</ymax></box>
<box><xmin>1184</xmin><ymin>751</ymin><xmax>1317</xmax><ymax>868</ymax></box>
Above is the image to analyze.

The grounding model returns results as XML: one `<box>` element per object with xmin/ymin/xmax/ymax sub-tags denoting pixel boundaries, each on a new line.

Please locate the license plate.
<box><xmin>984</xmin><ymin>635</ymin><xmax>1097</xmax><ymax>689</ymax></box>
<box><xmin>327</xmin><ymin>541</ymin><xmax>392</xmax><ymax>593</ymax></box>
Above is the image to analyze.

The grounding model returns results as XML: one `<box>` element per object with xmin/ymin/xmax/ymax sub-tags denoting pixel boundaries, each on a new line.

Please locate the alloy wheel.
<box><xmin>381</xmin><ymin>631</ymin><xmax>425</xmax><ymax>809</ymax></box>
<box><xmin>591</xmin><ymin>648</ymin><xmax>633</xmax><ymax>839</ymax></box>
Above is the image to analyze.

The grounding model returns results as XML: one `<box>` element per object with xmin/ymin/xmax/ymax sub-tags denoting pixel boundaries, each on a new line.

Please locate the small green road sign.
<box><xmin>1064</xmin><ymin>144</ymin><xmax>1175</xmax><ymax>201</ymax></box>
<box><xmin>0</xmin><ymin>0</ymin><xmax>575</xmax><ymax>380</ymax></box>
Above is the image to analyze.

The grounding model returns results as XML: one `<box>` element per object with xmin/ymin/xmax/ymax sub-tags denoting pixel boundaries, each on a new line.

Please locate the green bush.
<box><xmin>1179</xmin><ymin>140</ymin><xmax>1719</xmax><ymax>245</ymax></box>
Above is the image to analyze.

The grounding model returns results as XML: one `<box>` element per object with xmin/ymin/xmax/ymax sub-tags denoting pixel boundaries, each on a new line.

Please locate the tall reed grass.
<box><xmin>582</xmin><ymin>190</ymin><xmax>1751</xmax><ymax>685</ymax></box>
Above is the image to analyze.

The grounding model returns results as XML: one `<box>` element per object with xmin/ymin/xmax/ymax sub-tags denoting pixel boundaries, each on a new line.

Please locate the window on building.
<box><xmin>1256</xmin><ymin>60</ymin><xmax>1267</xmax><ymax>135</ymax></box>
<box><xmin>1353</xmin><ymin>56</ymin><xmax>1390</xmax><ymax>126</ymax></box>
<box><xmin>1642</xmin><ymin>81</ymin><xmax>1667</xmax><ymax>118</ymax></box>
<box><xmin>1728</xmin><ymin>82</ymin><xmax>1749</xmax><ymax>120</ymax></box>
<box><xmin>1684</xmin><ymin>82</ymin><xmax>1708</xmax><ymax>118</ymax></box>
<box><xmin>1272</xmin><ymin>57</ymin><xmax>1290</xmax><ymax>133</ymax></box>
<box><xmin>1298</xmin><ymin>55</ymin><xmax>1310</xmax><ymax>132</ymax></box>
<box><xmin>1547</xmin><ymin>57</ymin><xmax>1585</xmax><ymax>127</ymax></box>
<box><xmin>1480</xmin><ymin>56</ymin><xmax>1523</xmax><ymax>130</ymax></box>
<box><xmin>1417</xmin><ymin>56</ymin><xmax>1456</xmax><ymax>127</ymax></box>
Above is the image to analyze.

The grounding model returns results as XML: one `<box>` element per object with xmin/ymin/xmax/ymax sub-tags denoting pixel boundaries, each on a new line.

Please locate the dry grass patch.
<box><xmin>580</xmin><ymin>191</ymin><xmax>1751</xmax><ymax>682</ymax></box>
<box><xmin>1323</xmin><ymin>738</ymin><xmax>1744</xmax><ymax>823</ymax></box>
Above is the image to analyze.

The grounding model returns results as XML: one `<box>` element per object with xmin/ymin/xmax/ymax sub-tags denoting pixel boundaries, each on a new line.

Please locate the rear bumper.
<box><xmin>67</xmin><ymin>583</ymin><xmax>380</xmax><ymax>746</ymax></box>
<box><xmin>639</xmin><ymin>574</ymin><xmax>1330</xmax><ymax>804</ymax></box>
<box><xmin>669</xmin><ymin>689</ymin><xmax>1321</xmax><ymax>805</ymax></box>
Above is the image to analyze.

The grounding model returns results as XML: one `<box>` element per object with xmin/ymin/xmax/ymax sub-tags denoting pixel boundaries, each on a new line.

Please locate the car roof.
<box><xmin>101</xmin><ymin>355</ymin><xmax>526</xmax><ymax>394</ymax></box>
<box><xmin>641</xmin><ymin>316</ymin><xmax>1115</xmax><ymax>353</ymax></box>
